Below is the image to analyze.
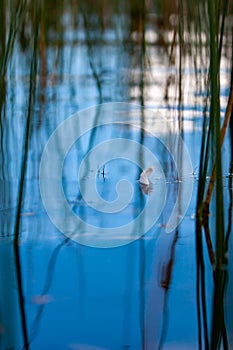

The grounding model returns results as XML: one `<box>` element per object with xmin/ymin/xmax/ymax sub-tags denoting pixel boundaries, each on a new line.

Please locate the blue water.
<box><xmin>0</xmin><ymin>4</ymin><xmax>233</xmax><ymax>350</ymax></box>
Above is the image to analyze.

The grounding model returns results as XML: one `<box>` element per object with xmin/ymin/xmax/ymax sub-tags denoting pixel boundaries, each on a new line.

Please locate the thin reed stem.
<box><xmin>204</xmin><ymin>85</ymin><xmax>233</xmax><ymax>208</ymax></box>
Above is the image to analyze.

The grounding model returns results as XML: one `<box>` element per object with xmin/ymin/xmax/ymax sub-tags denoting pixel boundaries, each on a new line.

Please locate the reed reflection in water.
<box><xmin>0</xmin><ymin>1</ymin><xmax>233</xmax><ymax>349</ymax></box>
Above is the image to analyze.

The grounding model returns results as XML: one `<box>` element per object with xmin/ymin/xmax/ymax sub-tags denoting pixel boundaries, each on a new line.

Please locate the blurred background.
<box><xmin>0</xmin><ymin>0</ymin><xmax>233</xmax><ymax>349</ymax></box>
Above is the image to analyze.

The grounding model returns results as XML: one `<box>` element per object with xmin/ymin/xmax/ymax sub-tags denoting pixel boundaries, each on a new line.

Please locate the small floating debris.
<box><xmin>157</xmin><ymin>222</ymin><xmax>169</xmax><ymax>229</ymax></box>
<box><xmin>20</xmin><ymin>211</ymin><xmax>35</xmax><ymax>217</ymax></box>
<box><xmin>225</xmin><ymin>172</ymin><xmax>233</xmax><ymax>178</ymax></box>
<box><xmin>139</xmin><ymin>166</ymin><xmax>154</xmax><ymax>186</ymax></box>
<box><xmin>31</xmin><ymin>294</ymin><xmax>53</xmax><ymax>305</ymax></box>
<box><xmin>174</xmin><ymin>178</ymin><xmax>183</xmax><ymax>183</ymax></box>
<box><xmin>140</xmin><ymin>183</ymin><xmax>153</xmax><ymax>195</ymax></box>
<box><xmin>190</xmin><ymin>213</ymin><xmax>196</xmax><ymax>220</ymax></box>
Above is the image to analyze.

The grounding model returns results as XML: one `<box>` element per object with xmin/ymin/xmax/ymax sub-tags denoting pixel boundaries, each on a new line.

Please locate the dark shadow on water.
<box><xmin>158</xmin><ymin>229</ymin><xmax>179</xmax><ymax>350</ymax></box>
<box><xmin>29</xmin><ymin>237</ymin><xmax>70</xmax><ymax>343</ymax></box>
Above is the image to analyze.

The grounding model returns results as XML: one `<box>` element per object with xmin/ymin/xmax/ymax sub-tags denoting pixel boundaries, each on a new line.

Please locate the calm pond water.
<box><xmin>0</xmin><ymin>1</ymin><xmax>233</xmax><ymax>350</ymax></box>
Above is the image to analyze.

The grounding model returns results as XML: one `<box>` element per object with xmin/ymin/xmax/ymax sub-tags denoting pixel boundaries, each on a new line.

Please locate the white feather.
<box><xmin>144</xmin><ymin>167</ymin><xmax>154</xmax><ymax>177</ymax></box>
<box><xmin>139</xmin><ymin>166</ymin><xmax>154</xmax><ymax>185</ymax></box>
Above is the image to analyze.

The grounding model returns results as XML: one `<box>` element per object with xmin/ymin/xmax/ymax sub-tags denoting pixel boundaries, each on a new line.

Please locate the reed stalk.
<box><xmin>195</xmin><ymin>0</ymin><xmax>231</xmax><ymax>348</ymax></box>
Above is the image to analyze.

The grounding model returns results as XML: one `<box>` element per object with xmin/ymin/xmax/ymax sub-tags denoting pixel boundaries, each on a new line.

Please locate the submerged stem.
<box><xmin>204</xmin><ymin>86</ymin><xmax>233</xmax><ymax>207</ymax></box>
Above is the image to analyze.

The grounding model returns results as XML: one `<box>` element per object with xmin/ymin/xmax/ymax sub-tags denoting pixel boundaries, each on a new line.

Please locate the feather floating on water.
<box><xmin>139</xmin><ymin>166</ymin><xmax>154</xmax><ymax>185</ymax></box>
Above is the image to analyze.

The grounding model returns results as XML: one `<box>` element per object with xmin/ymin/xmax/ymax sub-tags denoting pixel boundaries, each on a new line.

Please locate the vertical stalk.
<box><xmin>207</xmin><ymin>0</ymin><xmax>228</xmax><ymax>348</ymax></box>
<box><xmin>178</xmin><ymin>0</ymin><xmax>184</xmax><ymax>132</ymax></box>
<box><xmin>208</xmin><ymin>0</ymin><xmax>224</xmax><ymax>271</ymax></box>
<box><xmin>13</xmin><ymin>2</ymin><xmax>41</xmax><ymax>349</ymax></box>
<box><xmin>138</xmin><ymin>1</ymin><xmax>146</xmax><ymax>345</ymax></box>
